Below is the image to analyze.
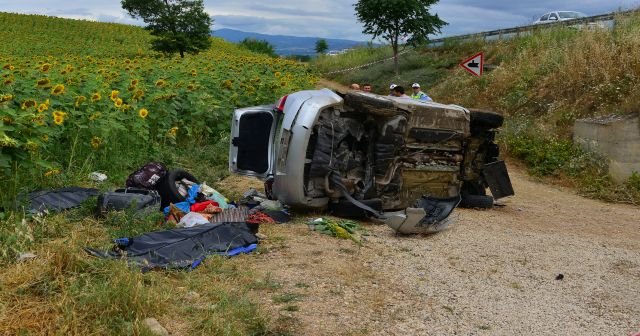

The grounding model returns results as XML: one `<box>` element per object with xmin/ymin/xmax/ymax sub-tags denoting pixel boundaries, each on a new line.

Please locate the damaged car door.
<box><xmin>229</xmin><ymin>105</ymin><xmax>278</xmax><ymax>179</ymax></box>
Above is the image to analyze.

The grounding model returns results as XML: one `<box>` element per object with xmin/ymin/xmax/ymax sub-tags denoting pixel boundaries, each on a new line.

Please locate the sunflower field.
<box><xmin>0</xmin><ymin>12</ymin><xmax>317</xmax><ymax>205</ymax></box>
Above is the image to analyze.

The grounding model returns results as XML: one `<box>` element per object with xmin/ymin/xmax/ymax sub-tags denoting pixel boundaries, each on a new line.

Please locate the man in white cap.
<box><xmin>389</xmin><ymin>83</ymin><xmax>397</xmax><ymax>96</ymax></box>
<box><xmin>410</xmin><ymin>83</ymin><xmax>433</xmax><ymax>102</ymax></box>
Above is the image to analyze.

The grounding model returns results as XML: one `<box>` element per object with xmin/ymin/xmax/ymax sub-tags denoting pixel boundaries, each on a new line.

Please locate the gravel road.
<box><xmin>245</xmin><ymin>165</ymin><xmax>640</xmax><ymax>335</ymax></box>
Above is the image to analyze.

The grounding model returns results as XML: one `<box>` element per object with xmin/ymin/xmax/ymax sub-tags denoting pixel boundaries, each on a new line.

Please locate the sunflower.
<box><xmin>110</xmin><ymin>90</ymin><xmax>119</xmax><ymax>102</ymax></box>
<box><xmin>37</xmin><ymin>103</ymin><xmax>48</xmax><ymax>113</ymax></box>
<box><xmin>90</xmin><ymin>136</ymin><xmax>102</xmax><ymax>149</ymax></box>
<box><xmin>114</xmin><ymin>98</ymin><xmax>123</xmax><ymax>108</ymax></box>
<box><xmin>155</xmin><ymin>79</ymin><xmax>166</xmax><ymax>87</ymax></box>
<box><xmin>222</xmin><ymin>80</ymin><xmax>233</xmax><ymax>90</ymax></box>
<box><xmin>130</xmin><ymin>79</ymin><xmax>139</xmax><ymax>86</ymax></box>
<box><xmin>42</xmin><ymin>134</ymin><xmax>49</xmax><ymax>142</ymax></box>
<box><xmin>52</xmin><ymin>111</ymin><xmax>66</xmax><ymax>125</ymax></box>
<box><xmin>91</xmin><ymin>92</ymin><xmax>101</xmax><ymax>102</ymax></box>
<box><xmin>1</xmin><ymin>64</ymin><xmax>10</xmax><ymax>70</ymax></box>
<box><xmin>132</xmin><ymin>89</ymin><xmax>144</xmax><ymax>100</ymax></box>
<box><xmin>44</xmin><ymin>169</ymin><xmax>60</xmax><ymax>177</ymax></box>
<box><xmin>21</xmin><ymin>99</ymin><xmax>37</xmax><ymax>110</ymax></box>
<box><xmin>89</xmin><ymin>112</ymin><xmax>101</xmax><ymax>121</ymax></box>
<box><xmin>3</xmin><ymin>78</ymin><xmax>14</xmax><ymax>85</ymax></box>
<box><xmin>168</xmin><ymin>127</ymin><xmax>178</xmax><ymax>137</ymax></box>
<box><xmin>36</xmin><ymin>78</ymin><xmax>51</xmax><ymax>88</ymax></box>
<box><xmin>9</xmin><ymin>65</ymin><xmax>15</xmax><ymax>71</ymax></box>
<box><xmin>0</xmin><ymin>94</ymin><xmax>13</xmax><ymax>102</ymax></box>
<box><xmin>51</xmin><ymin>84</ymin><xmax>65</xmax><ymax>95</ymax></box>
<box><xmin>138</xmin><ymin>108</ymin><xmax>149</xmax><ymax>119</ymax></box>
<box><xmin>274</xmin><ymin>72</ymin><xmax>282</xmax><ymax>78</ymax></box>
<box><xmin>74</xmin><ymin>96</ymin><xmax>86</xmax><ymax>107</ymax></box>
<box><xmin>40</xmin><ymin>63</ymin><xmax>51</xmax><ymax>72</ymax></box>
<box><xmin>187</xmin><ymin>84</ymin><xmax>195</xmax><ymax>91</ymax></box>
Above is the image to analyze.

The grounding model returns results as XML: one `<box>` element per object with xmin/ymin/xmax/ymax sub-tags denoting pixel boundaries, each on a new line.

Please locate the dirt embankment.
<box><xmin>229</xmin><ymin>165</ymin><xmax>640</xmax><ymax>335</ymax></box>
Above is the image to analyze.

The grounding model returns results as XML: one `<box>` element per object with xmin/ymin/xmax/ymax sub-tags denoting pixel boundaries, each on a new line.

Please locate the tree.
<box><xmin>121</xmin><ymin>0</ymin><xmax>213</xmax><ymax>58</ymax></box>
<box><xmin>315</xmin><ymin>39</ymin><xmax>329</xmax><ymax>54</ymax></box>
<box><xmin>239</xmin><ymin>38</ymin><xmax>277</xmax><ymax>57</ymax></box>
<box><xmin>354</xmin><ymin>0</ymin><xmax>447</xmax><ymax>74</ymax></box>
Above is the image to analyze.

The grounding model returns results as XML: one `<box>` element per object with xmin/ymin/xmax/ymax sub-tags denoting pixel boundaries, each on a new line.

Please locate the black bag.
<box><xmin>96</xmin><ymin>188</ymin><xmax>161</xmax><ymax>216</ymax></box>
<box><xmin>126</xmin><ymin>162</ymin><xmax>167</xmax><ymax>189</ymax></box>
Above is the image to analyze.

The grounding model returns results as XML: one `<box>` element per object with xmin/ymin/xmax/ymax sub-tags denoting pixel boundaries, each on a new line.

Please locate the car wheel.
<box><xmin>459</xmin><ymin>194</ymin><xmax>494</xmax><ymax>209</ymax></box>
<box><xmin>156</xmin><ymin>169</ymin><xmax>200</xmax><ymax>208</ymax></box>
<box><xmin>469</xmin><ymin>109</ymin><xmax>504</xmax><ymax>129</ymax></box>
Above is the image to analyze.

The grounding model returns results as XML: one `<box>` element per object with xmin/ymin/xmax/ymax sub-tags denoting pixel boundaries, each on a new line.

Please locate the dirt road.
<box><xmin>234</xmin><ymin>165</ymin><xmax>640</xmax><ymax>335</ymax></box>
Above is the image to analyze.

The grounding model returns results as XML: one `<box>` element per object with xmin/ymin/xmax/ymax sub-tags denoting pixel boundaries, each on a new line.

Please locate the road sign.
<box><xmin>460</xmin><ymin>52</ymin><xmax>484</xmax><ymax>77</ymax></box>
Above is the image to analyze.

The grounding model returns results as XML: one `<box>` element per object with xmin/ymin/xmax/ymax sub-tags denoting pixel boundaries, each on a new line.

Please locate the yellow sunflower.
<box><xmin>37</xmin><ymin>103</ymin><xmax>48</xmax><ymax>113</ymax></box>
<box><xmin>91</xmin><ymin>92</ymin><xmax>101</xmax><ymax>102</ymax></box>
<box><xmin>75</xmin><ymin>96</ymin><xmax>86</xmax><ymax>107</ymax></box>
<box><xmin>130</xmin><ymin>79</ymin><xmax>139</xmax><ymax>86</ymax></box>
<box><xmin>114</xmin><ymin>98</ymin><xmax>123</xmax><ymax>108</ymax></box>
<box><xmin>110</xmin><ymin>90</ymin><xmax>119</xmax><ymax>102</ymax></box>
<box><xmin>21</xmin><ymin>99</ymin><xmax>37</xmax><ymax>110</ymax></box>
<box><xmin>36</xmin><ymin>78</ymin><xmax>51</xmax><ymax>88</ymax></box>
<box><xmin>52</xmin><ymin>111</ymin><xmax>67</xmax><ymax>125</ymax></box>
<box><xmin>168</xmin><ymin>127</ymin><xmax>178</xmax><ymax>137</ymax></box>
<box><xmin>138</xmin><ymin>108</ymin><xmax>149</xmax><ymax>119</ymax></box>
<box><xmin>155</xmin><ymin>79</ymin><xmax>166</xmax><ymax>87</ymax></box>
<box><xmin>51</xmin><ymin>84</ymin><xmax>65</xmax><ymax>95</ymax></box>
<box><xmin>90</xmin><ymin>136</ymin><xmax>102</xmax><ymax>149</ymax></box>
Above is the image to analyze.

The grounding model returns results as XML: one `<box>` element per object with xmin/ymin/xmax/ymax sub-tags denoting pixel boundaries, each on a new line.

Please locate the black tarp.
<box><xmin>27</xmin><ymin>187</ymin><xmax>99</xmax><ymax>213</ymax></box>
<box><xmin>86</xmin><ymin>222</ymin><xmax>258</xmax><ymax>271</ymax></box>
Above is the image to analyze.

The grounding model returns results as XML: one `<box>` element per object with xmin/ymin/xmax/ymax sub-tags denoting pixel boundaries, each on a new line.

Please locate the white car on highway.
<box><xmin>533</xmin><ymin>11</ymin><xmax>587</xmax><ymax>25</ymax></box>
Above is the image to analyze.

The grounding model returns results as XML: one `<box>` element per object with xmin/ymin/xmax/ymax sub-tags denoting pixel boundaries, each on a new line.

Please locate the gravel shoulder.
<box><xmin>239</xmin><ymin>164</ymin><xmax>640</xmax><ymax>335</ymax></box>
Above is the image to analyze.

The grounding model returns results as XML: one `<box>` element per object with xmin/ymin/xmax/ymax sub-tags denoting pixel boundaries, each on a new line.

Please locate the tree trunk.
<box><xmin>180</xmin><ymin>50</ymin><xmax>185</xmax><ymax>58</ymax></box>
<box><xmin>392</xmin><ymin>43</ymin><xmax>399</xmax><ymax>76</ymax></box>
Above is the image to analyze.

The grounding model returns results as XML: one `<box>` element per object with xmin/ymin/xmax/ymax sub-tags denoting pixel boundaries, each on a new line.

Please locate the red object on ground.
<box><xmin>247</xmin><ymin>211</ymin><xmax>276</xmax><ymax>224</ymax></box>
<box><xmin>190</xmin><ymin>200</ymin><xmax>219</xmax><ymax>212</ymax></box>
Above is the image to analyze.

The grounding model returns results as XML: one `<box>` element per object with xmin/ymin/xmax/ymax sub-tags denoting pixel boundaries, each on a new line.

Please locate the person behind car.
<box><xmin>392</xmin><ymin>85</ymin><xmax>411</xmax><ymax>98</ymax></box>
<box><xmin>363</xmin><ymin>83</ymin><xmax>372</xmax><ymax>92</ymax></box>
<box><xmin>410</xmin><ymin>83</ymin><xmax>433</xmax><ymax>102</ymax></box>
<box><xmin>350</xmin><ymin>83</ymin><xmax>361</xmax><ymax>90</ymax></box>
<box><xmin>389</xmin><ymin>83</ymin><xmax>397</xmax><ymax>96</ymax></box>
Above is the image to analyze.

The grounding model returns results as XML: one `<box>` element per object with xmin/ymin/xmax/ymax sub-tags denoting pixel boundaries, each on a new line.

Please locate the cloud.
<box><xmin>0</xmin><ymin>0</ymin><xmax>638</xmax><ymax>40</ymax></box>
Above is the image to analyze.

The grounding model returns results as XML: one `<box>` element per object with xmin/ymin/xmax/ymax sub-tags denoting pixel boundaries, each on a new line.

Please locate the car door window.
<box><xmin>549</xmin><ymin>13</ymin><xmax>558</xmax><ymax>20</ymax></box>
<box><xmin>540</xmin><ymin>14</ymin><xmax>549</xmax><ymax>21</ymax></box>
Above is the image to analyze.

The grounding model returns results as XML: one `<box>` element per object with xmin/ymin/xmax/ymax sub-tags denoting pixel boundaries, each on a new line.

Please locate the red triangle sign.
<box><xmin>460</xmin><ymin>52</ymin><xmax>484</xmax><ymax>77</ymax></box>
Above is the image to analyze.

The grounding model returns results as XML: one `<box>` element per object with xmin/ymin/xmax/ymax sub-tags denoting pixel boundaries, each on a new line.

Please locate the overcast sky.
<box><xmin>0</xmin><ymin>0</ymin><xmax>637</xmax><ymax>40</ymax></box>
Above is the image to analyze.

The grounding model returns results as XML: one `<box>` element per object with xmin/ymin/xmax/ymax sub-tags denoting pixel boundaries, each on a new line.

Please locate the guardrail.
<box><xmin>428</xmin><ymin>9</ymin><xmax>639</xmax><ymax>44</ymax></box>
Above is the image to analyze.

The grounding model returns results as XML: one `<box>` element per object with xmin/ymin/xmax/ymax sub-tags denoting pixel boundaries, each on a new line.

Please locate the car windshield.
<box><xmin>558</xmin><ymin>11</ymin><xmax>586</xmax><ymax>19</ymax></box>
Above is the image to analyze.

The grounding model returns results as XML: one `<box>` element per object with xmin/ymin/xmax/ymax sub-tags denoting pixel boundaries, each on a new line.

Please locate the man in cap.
<box><xmin>389</xmin><ymin>83</ymin><xmax>397</xmax><ymax>96</ymax></box>
<box><xmin>410</xmin><ymin>83</ymin><xmax>433</xmax><ymax>102</ymax></box>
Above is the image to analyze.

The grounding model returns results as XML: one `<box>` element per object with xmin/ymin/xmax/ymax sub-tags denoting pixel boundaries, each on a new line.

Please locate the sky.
<box><xmin>0</xmin><ymin>0</ymin><xmax>638</xmax><ymax>41</ymax></box>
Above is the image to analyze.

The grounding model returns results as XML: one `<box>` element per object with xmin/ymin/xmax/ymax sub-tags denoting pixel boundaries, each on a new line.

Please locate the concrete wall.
<box><xmin>573</xmin><ymin>114</ymin><xmax>640</xmax><ymax>183</ymax></box>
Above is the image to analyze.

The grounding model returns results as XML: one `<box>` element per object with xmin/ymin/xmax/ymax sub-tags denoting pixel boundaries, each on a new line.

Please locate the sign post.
<box><xmin>459</xmin><ymin>52</ymin><xmax>484</xmax><ymax>77</ymax></box>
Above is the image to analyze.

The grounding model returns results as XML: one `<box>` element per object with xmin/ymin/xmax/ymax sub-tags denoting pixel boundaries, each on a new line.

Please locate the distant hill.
<box><xmin>212</xmin><ymin>28</ymin><xmax>369</xmax><ymax>56</ymax></box>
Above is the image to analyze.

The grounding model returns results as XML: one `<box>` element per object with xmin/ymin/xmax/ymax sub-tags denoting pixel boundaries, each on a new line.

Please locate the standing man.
<box><xmin>363</xmin><ymin>83</ymin><xmax>372</xmax><ymax>93</ymax></box>
<box><xmin>410</xmin><ymin>83</ymin><xmax>433</xmax><ymax>102</ymax></box>
<box><xmin>389</xmin><ymin>83</ymin><xmax>397</xmax><ymax>96</ymax></box>
<box><xmin>392</xmin><ymin>86</ymin><xmax>411</xmax><ymax>99</ymax></box>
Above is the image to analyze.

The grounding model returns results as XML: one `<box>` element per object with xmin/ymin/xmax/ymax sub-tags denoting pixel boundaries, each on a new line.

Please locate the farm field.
<box><xmin>0</xmin><ymin>12</ymin><xmax>316</xmax><ymax>206</ymax></box>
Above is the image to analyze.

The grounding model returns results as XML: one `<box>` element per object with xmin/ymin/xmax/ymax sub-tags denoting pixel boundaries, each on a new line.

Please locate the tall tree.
<box><xmin>354</xmin><ymin>0</ymin><xmax>446</xmax><ymax>74</ymax></box>
<box><xmin>121</xmin><ymin>0</ymin><xmax>213</xmax><ymax>58</ymax></box>
<box><xmin>239</xmin><ymin>38</ymin><xmax>277</xmax><ymax>57</ymax></box>
<box><xmin>315</xmin><ymin>39</ymin><xmax>329</xmax><ymax>54</ymax></box>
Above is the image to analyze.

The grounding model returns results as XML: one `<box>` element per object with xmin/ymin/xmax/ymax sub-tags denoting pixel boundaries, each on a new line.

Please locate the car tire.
<box><xmin>344</xmin><ymin>92</ymin><xmax>397</xmax><ymax>117</ymax></box>
<box><xmin>156</xmin><ymin>169</ymin><xmax>200</xmax><ymax>208</ymax></box>
<box><xmin>469</xmin><ymin>109</ymin><xmax>504</xmax><ymax>129</ymax></box>
<box><xmin>459</xmin><ymin>194</ymin><xmax>494</xmax><ymax>209</ymax></box>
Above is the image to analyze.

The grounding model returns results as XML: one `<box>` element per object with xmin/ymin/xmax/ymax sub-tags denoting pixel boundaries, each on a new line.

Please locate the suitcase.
<box><xmin>96</xmin><ymin>188</ymin><xmax>161</xmax><ymax>216</ymax></box>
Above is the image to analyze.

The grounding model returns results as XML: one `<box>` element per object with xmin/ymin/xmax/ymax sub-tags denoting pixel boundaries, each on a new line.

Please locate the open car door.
<box><xmin>229</xmin><ymin>105</ymin><xmax>278</xmax><ymax>179</ymax></box>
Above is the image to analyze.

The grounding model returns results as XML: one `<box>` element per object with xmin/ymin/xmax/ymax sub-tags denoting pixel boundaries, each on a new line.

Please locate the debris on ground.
<box><xmin>16</xmin><ymin>252</ymin><xmax>37</xmax><ymax>263</ymax></box>
<box><xmin>88</xmin><ymin>171</ymin><xmax>108</xmax><ymax>183</ymax></box>
<box><xmin>308</xmin><ymin>218</ymin><xmax>364</xmax><ymax>245</ymax></box>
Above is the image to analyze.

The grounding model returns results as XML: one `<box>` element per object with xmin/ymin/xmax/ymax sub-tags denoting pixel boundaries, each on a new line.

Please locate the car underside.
<box><xmin>230</xmin><ymin>89</ymin><xmax>514</xmax><ymax>234</ymax></box>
